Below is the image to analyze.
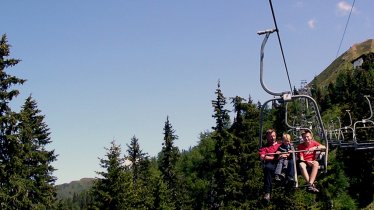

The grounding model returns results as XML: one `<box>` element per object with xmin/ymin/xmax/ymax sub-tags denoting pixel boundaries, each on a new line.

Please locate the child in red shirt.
<box><xmin>297</xmin><ymin>130</ymin><xmax>326</xmax><ymax>193</ymax></box>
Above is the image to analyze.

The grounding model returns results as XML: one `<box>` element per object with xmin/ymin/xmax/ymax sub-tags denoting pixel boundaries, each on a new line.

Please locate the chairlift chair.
<box><xmin>352</xmin><ymin>95</ymin><xmax>374</xmax><ymax>150</ymax></box>
<box><xmin>339</xmin><ymin>110</ymin><xmax>356</xmax><ymax>148</ymax></box>
<box><xmin>326</xmin><ymin>117</ymin><xmax>343</xmax><ymax>147</ymax></box>
<box><xmin>257</xmin><ymin>28</ymin><xmax>328</xmax><ymax>188</ymax></box>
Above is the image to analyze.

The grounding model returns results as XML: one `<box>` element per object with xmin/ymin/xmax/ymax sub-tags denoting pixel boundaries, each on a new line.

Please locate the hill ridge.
<box><xmin>56</xmin><ymin>177</ymin><xmax>94</xmax><ymax>200</ymax></box>
<box><xmin>311</xmin><ymin>38</ymin><xmax>374</xmax><ymax>87</ymax></box>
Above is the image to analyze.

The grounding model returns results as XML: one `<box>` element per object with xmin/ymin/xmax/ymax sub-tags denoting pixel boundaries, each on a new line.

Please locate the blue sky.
<box><xmin>2</xmin><ymin>0</ymin><xmax>373</xmax><ymax>184</ymax></box>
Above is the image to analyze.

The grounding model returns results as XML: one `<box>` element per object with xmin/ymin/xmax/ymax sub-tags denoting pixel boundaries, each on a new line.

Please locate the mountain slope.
<box><xmin>311</xmin><ymin>39</ymin><xmax>374</xmax><ymax>87</ymax></box>
<box><xmin>55</xmin><ymin>178</ymin><xmax>94</xmax><ymax>200</ymax></box>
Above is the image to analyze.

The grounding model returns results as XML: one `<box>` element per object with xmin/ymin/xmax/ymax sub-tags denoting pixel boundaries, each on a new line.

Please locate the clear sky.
<box><xmin>2</xmin><ymin>0</ymin><xmax>373</xmax><ymax>184</ymax></box>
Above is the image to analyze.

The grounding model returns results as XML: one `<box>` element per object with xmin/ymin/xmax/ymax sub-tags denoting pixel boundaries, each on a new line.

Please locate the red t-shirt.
<box><xmin>259</xmin><ymin>142</ymin><xmax>281</xmax><ymax>159</ymax></box>
<box><xmin>297</xmin><ymin>141</ymin><xmax>321</xmax><ymax>161</ymax></box>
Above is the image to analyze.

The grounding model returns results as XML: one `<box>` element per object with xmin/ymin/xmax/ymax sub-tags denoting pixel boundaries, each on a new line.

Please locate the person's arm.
<box><xmin>297</xmin><ymin>145</ymin><xmax>305</xmax><ymax>161</ymax></box>
<box><xmin>276</xmin><ymin>147</ymin><xmax>283</xmax><ymax>156</ymax></box>
<box><xmin>261</xmin><ymin>153</ymin><xmax>276</xmax><ymax>161</ymax></box>
<box><xmin>264</xmin><ymin>155</ymin><xmax>275</xmax><ymax>161</ymax></box>
<box><xmin>316</xmin><ymin>143</ymin><xmax>326</xmax><ymax>150</ymax></box>
<box><xmin>259</xmin><ymin>148</ymin><xmax>266</xmax><ymax>160</ymax></box>
<box><xmin>310</xmin><ymin>141</ymin><xmax>326</xmax><ymax>151</ymax></box>
<box><xmin>259</xmin><ymin>147</ymin><xmax>276</xmax><ymax>161</ymax></box>
<box><xmin>284</xmin><ymin>145</ymin><xmax>293</xmax><ymax>158</ymax></box>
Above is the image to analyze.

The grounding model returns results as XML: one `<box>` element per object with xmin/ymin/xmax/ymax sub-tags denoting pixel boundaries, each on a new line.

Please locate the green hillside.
<box><xmin>311</xmin><ymin>39</ymin><xmax>374</xmax><ymax>87</ymax></box>
<box><xmin>55</xmin><ymin>178</ymin><xmax>94</xmax><ymax>200</ymax></box>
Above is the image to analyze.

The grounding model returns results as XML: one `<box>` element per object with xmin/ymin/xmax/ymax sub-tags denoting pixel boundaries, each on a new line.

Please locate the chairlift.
<box><xmin>257</xmin><ymin>27</ymin><xmax>328</xmax><ymax>188</ymax></box>
<box><xmin>326</xmin><ymin>118</ymin><xmax>342</xmax><ymax>146</ymax></box>
<box><xmin>352</xmin><ymin>95</ymin><xmax>374</xmax><ymax>150</ymax></box>
<box><xmin>338</xmin><ymin>110</ymin><xmax>355</xmax><ymax>148</ymax></box>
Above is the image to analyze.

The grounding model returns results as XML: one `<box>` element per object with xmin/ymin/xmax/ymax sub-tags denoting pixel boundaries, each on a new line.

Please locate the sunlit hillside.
<box><xmin>311</xmin><ymin>39</ymin><xmax>374</xmax><ymax>87</ymax></box>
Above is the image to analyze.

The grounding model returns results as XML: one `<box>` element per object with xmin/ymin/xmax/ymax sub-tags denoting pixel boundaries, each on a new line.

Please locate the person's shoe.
<box><xmin>263</xmin><ymin>193</ymin><xmax>271</xmax><ymax>202</ymax></box>
<box><xmin>275</xmin><ymin>175</ymin><xmax>281</xmax><ymax>181</ymax></box>
<box><xmin>307</xmin><ymin>185</ymin><xmax>314</xmax><ymax>192</ymax></box>
<box><xmin>307</xmin><ymin>183</ymin><xmax>319</xmax><ymax>193</ymax></box>
<box><xmin>312</xmin><ymin>184</ymin><xmax>320</xmax><ymax>193</ymax></box>
<box><xmin>280</xmin><ymin>172</ymin><xmax>285</xmax><ymax>178</ymax></box>
<box><xmin>286</xmin><ymin>178</ymin><xmax>296</xmax><ymax>188</ymax></box>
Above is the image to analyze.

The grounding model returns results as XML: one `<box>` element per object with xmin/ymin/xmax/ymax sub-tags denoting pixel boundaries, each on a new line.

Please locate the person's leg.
<box><xmin>274</xmin><ymin>159</ymin><xmax>283</xmax><ymax>175</ymax></box>
<box><xmin>283</xmin><ymin>158</ymin><xmax>288</xmax><ymax>169</ymax></box>
<box><xmin>263</xmin><ymin>161</ymin><xmax>275</xmax><ymax>193</ymax></box>
<box><xmin>308</xmin><ymin>161</ymin><xmax>319</xmax><ymax>184</ymax></box>
<box><xmin>299</xmin><ymin>161</ymin><xmax>309</xmax><ymax>183</ymax></box>
<box><xmin>304</xmin><ymin>161</ymin><xmax>320</xmax><ymax>193</ymax></box>
<box><xmin>286</xmin><ymin>159</ymin><xmax>294</xmax><ymax>180</ymax></box>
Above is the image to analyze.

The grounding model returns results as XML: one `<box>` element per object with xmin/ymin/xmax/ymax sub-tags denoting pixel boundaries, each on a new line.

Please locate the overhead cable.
<box><xmin>269</xmin><ymin>0</ymin><xmax>293</xmax><ymax>93</ymax></box>
<box><xmin>336</xmin><ymin>0</ymin><xmax>356</xmax><ymax>58</ymax></box>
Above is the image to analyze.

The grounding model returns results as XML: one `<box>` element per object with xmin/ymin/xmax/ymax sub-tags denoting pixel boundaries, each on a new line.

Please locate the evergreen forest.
<box><xmin>1</xmin><ymin>34</ymin><xmax>374</xmax><ymax>209</ymax></box>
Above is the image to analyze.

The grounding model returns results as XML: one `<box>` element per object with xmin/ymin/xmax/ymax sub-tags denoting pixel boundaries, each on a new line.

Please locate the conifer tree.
<box><xmin>152</xmin><ymin>176</ymin><xmax>172</xmax><ymax>209</ymax></box>
<box><xmin>159</xmin><ymin>116</ymin><xmax>180</xmax><ymax>208</ymax></box>
<box><xmin>125</xmin><ymin>135</ymin><xmax>154</xmax><ymax>209</ymax></box>
<box><xmin>228</xmin><ymin>95</ymin><xmax>263</xmax><ymax>207</ymax></box>
<box><xmin>222</xmin><ymin>96</ymin><xmax>246</xmax><ymax>207</ymax></box>
<box><xmin>126</xmin><ymin>135</ymin><xmax>147</xmax><ymax>184</ymax></box>
<box><xmin>173</xmin><ymin>131</ymin><xmax>216</xmax><ymax>209</ymax></box>
<box><xmin>17</xmin><ymin>96</ymin><xmax>57</xmax><ymax>208</ymax></box>
<box><xmin>90</xmin><ymin>140</ymin><xmax>133</xmax><ymax>209</ymax></box>
<box><xmin>209</xmin><ymin>81</ymin><xmax>232</xmax><ymax>209</ymax></box>
<box><xmin>0</xmin><ymin>34</ymin><xmax>27</xmax><ymax>208</ymax></box>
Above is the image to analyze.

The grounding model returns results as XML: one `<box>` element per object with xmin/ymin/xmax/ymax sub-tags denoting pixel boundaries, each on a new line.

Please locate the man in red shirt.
<box><xmin>298</xmin><ymin>130</ymin><xmax>326</xmax><ymax>193</ymax></box>
<box><xmin>259</xmin><ymin>129</ymin><xmax>294</xmax><ymax>202</ymax></box>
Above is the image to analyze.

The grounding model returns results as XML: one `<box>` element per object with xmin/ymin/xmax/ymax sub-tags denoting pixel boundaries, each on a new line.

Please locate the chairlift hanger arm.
<box><xmin>337</xmin><ymin>117</ymin><xmax>342</xmax><ymax>128</ymax></box>
<box><xmin>258</xmin><ymin>0</ymin><xmax>294</xmax><ymax>97</ymax></box>
<box><xmin>363</xmin><ymin>95</ymin><xmax>373</xmax><ymax>121</ymax></box>
<box><xmin>257</xmin><ymin>28</ymin><xmax>277</xmax><ymax>35</ymax></box>
<box><xmin>259</xmin><ymin>29</ymin><xmax>283</xmax><ymax>96</ymax></box>
<box><xmin>345</xmin><ymin>110</ymin><xmax>353</xmax><ymax>127</ymax></box>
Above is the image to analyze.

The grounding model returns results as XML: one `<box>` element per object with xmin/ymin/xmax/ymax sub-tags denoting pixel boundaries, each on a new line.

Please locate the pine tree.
<box><xmin>228</xmin><ymin>95</ymin><xmax>263</xmax><ymax>207</ymax></box>
<box><xmin>0</xmin><ymin>34</ymin><xmax>27</xmax><ymax>208</ymax></box>
<box><xmin>159</xmin><ymin>116</ymin><xmax>180</xmax><ymax>208</ymax></box>
<box><xmin>90</xmin><ymin>140</ymin><xmax>133</xmax><ymax>209</ymax></box>
<box><xmin>126</xmin><ymin>135</ymin><xmax>147</xmax><ymax>185</ymax></box>
<box><xmin>211</xmin><ymin>81</ymin><xmax>231</xmax><ymax>132</ymax></box>
<box><xmin>152</xmin><ymin>176</ymin><xmax>171</xmax><ymax>210</ymax></box>
<box><xmin>175</xmin><ymin>132</ymin><xmax>215</xmax><ymax>209</ymax></box>
<box><xmin>17</xmin><ymin>96</ymin><xmax>57</xmax><ymax>208</ymax></box>
<box><xmin>209</xmin><ymin>81</ymin><xmax>232</xmax><ymax>209</ymax></box>
<box><xmin>221</xmin><ymin>96</ymin><xmax>245</xmax><ymax>207</ymax></box>
<box><xmin>126</xmin><ymin>135</ymin><xmax>154</xmax><ymax>209</ymax></box>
